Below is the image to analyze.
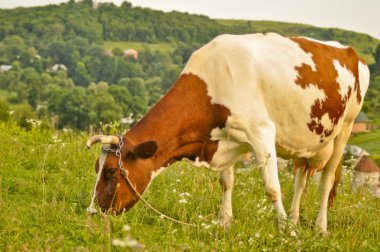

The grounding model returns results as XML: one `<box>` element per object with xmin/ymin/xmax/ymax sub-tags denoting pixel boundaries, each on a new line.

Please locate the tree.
<box><xmin>145</xmin><ymin>77</ymin><xmax>163</xmax><ymax>106</ymax></box>
<box><xmin>118</xmin><ymin>77</ymin><xmax>148</xmax><ymax>103</ymax></box>
<box><xmin>108</xmin><ymin>85</ymin><xmax>133</xmax><ymax>115</ymax></box>
<box><xmin>57</xmin><ymin>87</ymin><xmax>90</xmax><ymax>130</ymax></box>
<box><xmin>72</xmin><ymin>61</ymin><xmax>92</xmax><ymax>86</ymax></box>
<box><xmin>89</xmin><ymin>91</ymin><xmax>123</xmax><ymax>125</ymax></box>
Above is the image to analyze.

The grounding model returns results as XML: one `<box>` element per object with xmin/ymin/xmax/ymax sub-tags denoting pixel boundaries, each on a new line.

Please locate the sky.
<box><xmin>1</xmin><ymin>0</ymin><xmax>379</xmax><ymax>39</ymax></box>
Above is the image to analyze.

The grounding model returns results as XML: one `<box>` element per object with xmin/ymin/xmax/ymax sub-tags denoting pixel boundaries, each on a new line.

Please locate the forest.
<box><xmin>1</xmin><ymin>0</ymin><xmax>380</xmax><ymax>130</ymax></box>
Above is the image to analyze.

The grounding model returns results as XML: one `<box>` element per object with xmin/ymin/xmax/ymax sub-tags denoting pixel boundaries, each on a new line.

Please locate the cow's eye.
<box><xmin>104</xmin><ymin>168</ymin><xmax>117</xmax><ymax>180</ymax></box>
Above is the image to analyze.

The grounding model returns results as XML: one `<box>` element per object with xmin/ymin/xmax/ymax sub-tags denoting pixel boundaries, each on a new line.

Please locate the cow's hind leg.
<box><xmin>218</xmin><ymin>165</ymin><xmax>234</xmax><ymax>227</ymax></box>
<box><xmin>315</xmin><ymin>122</ymin><xmax>353</xmax><ymax>235</ymax></box>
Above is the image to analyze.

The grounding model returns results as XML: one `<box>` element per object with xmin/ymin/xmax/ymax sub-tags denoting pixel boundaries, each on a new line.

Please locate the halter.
<box><xmin>100</xmin><ymin>136</ymin><xmax>196</xmax><ymax>227</ymax></box>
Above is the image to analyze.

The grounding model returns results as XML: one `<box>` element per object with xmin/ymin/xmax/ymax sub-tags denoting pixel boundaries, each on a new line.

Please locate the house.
<box><xmin>346</xmin><ymin>145</ymin><xmax>380</xmax><ymax>197</ymax></box>
<box><xmin>0</xmin><ymin>65</ymin><xmax>12</xmax><ymax>73</ymax></box>
<box><xmin>50</xmin><ymin>64</ymin><xmax>68</xmax><ymax>72</ymax></box>
<box><xmin>352</xmin><ymin>111</ymin><xmax>372</xmax><ymax>133</ymax></box>
<box><xmin>124</xmin><ymin>49</ymin><xmax>138</xmax><ymax>60</ymax></box>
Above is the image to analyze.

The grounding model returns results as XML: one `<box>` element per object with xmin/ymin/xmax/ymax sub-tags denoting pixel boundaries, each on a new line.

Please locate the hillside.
<box><xmin>0</xmin><ymin>1</ymin><xmax>379</xmax><ymax>130</ymax></box>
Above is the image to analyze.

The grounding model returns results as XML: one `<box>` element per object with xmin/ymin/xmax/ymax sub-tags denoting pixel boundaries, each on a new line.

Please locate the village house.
<box><xmin>346</xmin><ymin>145</ymin><xmax>380</xmax><ymax>198</ymax></box>
<box><xmin>0</xmin><ymin>65</ymin><xmax>12</xmax><ymax>73</ymax></box>
<box><xmin>352</xmin><ymin>111</ymin><xmax>373</xmax><ymax>133</ymax></box>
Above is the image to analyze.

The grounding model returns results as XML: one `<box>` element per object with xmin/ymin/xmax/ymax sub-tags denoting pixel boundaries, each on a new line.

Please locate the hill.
<box><xmin>0</xmin><ymin>1</ymin><xmax>379</xmax><ymax>130</ymax></box>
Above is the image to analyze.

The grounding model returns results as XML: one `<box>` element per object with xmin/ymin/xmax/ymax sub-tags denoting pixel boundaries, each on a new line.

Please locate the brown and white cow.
<box><xmin>87</xmin><ymin>33</ymin><xmax>369</xmax><ymax>235</ymax></box>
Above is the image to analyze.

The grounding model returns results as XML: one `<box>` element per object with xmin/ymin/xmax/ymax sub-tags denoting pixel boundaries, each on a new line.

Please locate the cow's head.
<box><xmin>86</xmin><ymin>135</ymin><xmax>158</xmax><ymax>214</ymax></box>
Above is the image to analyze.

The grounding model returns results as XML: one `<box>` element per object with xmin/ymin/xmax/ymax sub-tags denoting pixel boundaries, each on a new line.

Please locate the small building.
<box><xmin>352</xmin><ymin>111</ymin><xmax>372</xmax><ymax>133</ymax></box>
<box><xmin>0</xmin><ymin>65</ymin><xmax>12</xmax><ymax>73</ymax></box>
<box><xmin>347</xmin><ymin>145</ymin><xmax>380</xmax><ymax>197</ymax></box>
<box><xmin>105</xmin><ymin>50</ymin><xmax>114</xmax><ymax>57</ymax></box>
<box><xmin>352</xmin><ymin>155</ymin><xmax>380</xmax><ymax>196</ymax></box>
<box><xmin>50</xmin><ymin>64</ymin><xmax>68</xmax><ymax>72</ymax></box>
<box><xmin>124</xmin><ymin>49</ymin><xmax>138</xmax><ymax>60</ymax></box>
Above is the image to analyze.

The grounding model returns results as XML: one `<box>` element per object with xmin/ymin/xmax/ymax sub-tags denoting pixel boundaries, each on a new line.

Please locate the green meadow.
<box><xmin>1</xmin><ymin>122</ymin><xmax>379</xmax><ymax>251</ymax></box>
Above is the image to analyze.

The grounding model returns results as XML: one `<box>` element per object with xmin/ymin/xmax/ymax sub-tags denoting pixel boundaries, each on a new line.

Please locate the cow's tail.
<box><xmin>328</xmin><ymin>157</ymin><xmax>343</xmax><ymax>208</ymax></box>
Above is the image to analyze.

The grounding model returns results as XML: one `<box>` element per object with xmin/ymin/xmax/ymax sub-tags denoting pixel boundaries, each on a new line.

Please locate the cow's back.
<box><xmin>182</xmin><ymin>33</ymin><xmax>369</xmax><ymax>158</ymax></box>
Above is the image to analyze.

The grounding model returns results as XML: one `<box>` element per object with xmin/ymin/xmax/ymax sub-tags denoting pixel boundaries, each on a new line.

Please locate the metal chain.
<box><xmin>114</xmin><ymin>137</ymin><xmax>197</xmax><ymax>227</ymax></box>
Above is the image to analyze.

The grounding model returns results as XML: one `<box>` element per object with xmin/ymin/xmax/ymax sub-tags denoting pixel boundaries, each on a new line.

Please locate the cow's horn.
<box><xmin>86</xmin><ymin>135</ymin><xmax>120</xmax><ymax>149</ymax></box>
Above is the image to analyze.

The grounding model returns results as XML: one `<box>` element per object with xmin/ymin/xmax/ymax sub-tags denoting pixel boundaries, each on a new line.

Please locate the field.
<box><xmin>1</xmin><ymin>122</ymin><xmax>380</xmax><ymax>251</ymax></box>
<box><xmin>349</xmin><ymin>129</ymin><xmax>380</xmax><ymax>164</ymax></box>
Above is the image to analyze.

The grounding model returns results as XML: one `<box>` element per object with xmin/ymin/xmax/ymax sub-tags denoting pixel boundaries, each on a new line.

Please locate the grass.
<box><xmin>349</xmin><ymin>128</ymin><xmax>380</xmax><ymax>164</ymax></box>
<box><xmin>1</xmin><ymin>122</ymin><xmax>380</xmax><ymax>251</ymax></box>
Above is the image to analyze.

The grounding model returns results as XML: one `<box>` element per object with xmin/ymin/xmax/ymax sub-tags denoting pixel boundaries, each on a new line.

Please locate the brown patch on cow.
<box><xmin>95</xmin><ymin>73</ymin><xmax>231</xmax><ymax>213</ymax></box>
<box><xmin>129</xmin><ymin>73</ymin><xmax>231</xmax><ymax>164</ymax></box>
<box><xmin>290</xmin><ymin>37</ymin><xmax>363</xmax><ymax>138</ymax></box>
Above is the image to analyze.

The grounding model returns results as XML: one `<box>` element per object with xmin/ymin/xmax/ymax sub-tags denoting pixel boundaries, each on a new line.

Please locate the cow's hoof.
<box><xmin>315</xmin><ymin>226</ymin><xmax>329</xmax><ymax>237</ymax></box>
<box><xmin>218</xmin><ymin>216</ymin><xmax>232</xmax><ymax>228</ymax></box>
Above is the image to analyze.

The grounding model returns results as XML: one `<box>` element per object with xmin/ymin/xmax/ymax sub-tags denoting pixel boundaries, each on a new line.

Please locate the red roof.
<box><xmin>354</xmin><ymin>156</ymin><xmax>380</xmax><ymax>173</ymax></box>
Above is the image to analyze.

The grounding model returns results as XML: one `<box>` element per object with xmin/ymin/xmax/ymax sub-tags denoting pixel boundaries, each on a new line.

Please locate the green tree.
<box><xmin>145</xmin><ymin>77</ymin><xmax>163</xmax><ymax>106</ymax></box>
<box><xmin>118</xmin><ymin>77</ymin><xmax>148</xmax><ymax>103</ymax></box>
<box><xmin>89</xmin><ymin>91</ymin><xmax>123</xmax><ymax>125</ymax></box>
<box><xmin>108</xmin><ymin>85</ymin><xmax>133</xmax><ymax>115</ymax></box>
<box><xmin>57</xmin><ymin>87</ymin><xmax>90</xmax><ymax>130</ymax></box>
<box><xmin>72</xmin><ymin>61</ymin><xmax>92</xmax><ymax>86</ymax></box>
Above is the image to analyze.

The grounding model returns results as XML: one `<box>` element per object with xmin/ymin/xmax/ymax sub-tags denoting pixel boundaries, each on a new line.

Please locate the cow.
<box><xmin>86</xmin><ymin>33</ymin><xmax>369</xmax><ymax>235</ymax></box>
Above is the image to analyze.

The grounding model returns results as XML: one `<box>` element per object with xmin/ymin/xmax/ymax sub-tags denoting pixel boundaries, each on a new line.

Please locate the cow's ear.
<box><xmin>133</xmin><ymin>141</ymin><xmax>158</xmax><ymax>159</ymax></box>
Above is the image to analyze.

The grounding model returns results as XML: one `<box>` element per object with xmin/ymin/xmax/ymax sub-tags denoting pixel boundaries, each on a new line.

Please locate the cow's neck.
<box><xmin>125</xmin><ymin>73</ymin><xmax>230</xmax><ymax>177</ymax></box>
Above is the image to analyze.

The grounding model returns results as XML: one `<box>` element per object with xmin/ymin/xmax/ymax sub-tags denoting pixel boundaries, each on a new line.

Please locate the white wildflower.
<box><xmin>172</xmin><ymin>189</ymin><xmax>177</xmax><ymax>193</ymax></box>
<box><xmin>26</xmin><ymin>118</ymin><xmax>42</xmax><ymax>127</ymax></box>
<box><xmin>122</xmin><ymin>224</ymin><xmax>131</xmax><ymax>232</ymax></box>
<box><xmin>248</xmin><ymin>237</ymin><xmax>254</xmax><ymax>245</ymax></box>
<box><xmin>198</xmin><ymin>215</ymin><xmax>203</xmax><ymax>219</ymax></box>
<box><xmin>255</xmin><ymin>232</ymin><xmax>260</xmax><ymax>238</ymax></box>
<box><xmin>112</xmin><ymin>238</ymin><xmax>127</xmax><ymax>247</ymax></box>
<box><xmin>211</xmin><ymin>220</ymin><xmax>219</xmax><ymax>225</ymax></box>
<box><xmin>179</xmin><ymin>192</ymin><xmax>191</xmax><ymax>197</ymax></box>
<box><xmin>7</xmin><ymin>110</ymin><xmax>14</xmax><ymax>115</ymax></box>
<box><xmin>125</xmin><ymin>237</ymin><xmax>139</xmax><ymax>247</ymax></box>
<box><xmin>201</xmin><ymin>223</ymin><xmax>211</xmax><ymax>229</ymax></box>
<box><xmin>178</xmin><ymin>198</ymin><xmax>188</xmax><ymax>204</ymax></box>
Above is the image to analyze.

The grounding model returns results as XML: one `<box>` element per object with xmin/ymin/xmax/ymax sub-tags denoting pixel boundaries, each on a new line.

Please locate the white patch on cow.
<box><xmin>319</xmin><ymin>113</ymin><xmax>335</xmax><ymax>135</ymax></box>
<box><xmin>333</xmin><ymin>59</ymin><xmax>356</xmax><ymax>98</ymax></box>
<box><xmin>302</xmin><ymin>37</ymin><xmax>348</xmax><ymax>49</ymax></box>
<box><xmin>87</xmin><ymin>144</ymin><xmax>110</xmax><ymax>214</ymax></box>
<box><xmin>358</xmin><ymin>61</ymin><xmax>370</xmax><ymax>101</ymax></box>
<box><xmin>182</xmin><ymin>157</ymin><xmax>210</xmax><ymax>168</ymax></box>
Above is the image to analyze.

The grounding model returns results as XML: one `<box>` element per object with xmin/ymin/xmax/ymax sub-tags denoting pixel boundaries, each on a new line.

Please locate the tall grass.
<box><xmin>1</xmin><ymin>122</ymin><xmax>379</xmax><ymax>251</ymax></box>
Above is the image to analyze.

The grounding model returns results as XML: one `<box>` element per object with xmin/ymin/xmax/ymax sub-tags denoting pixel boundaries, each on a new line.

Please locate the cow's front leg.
<box><xmin>218</xmin><ymin>165</ymin><xmax>234</xmax><ymax>227</ymax></box>
<box><xmin>289</xmin><ymin>166</ymin><xmax>307</xmax><ymax>224</ymax></box>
